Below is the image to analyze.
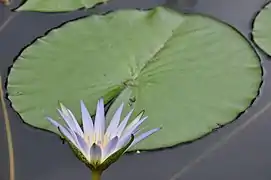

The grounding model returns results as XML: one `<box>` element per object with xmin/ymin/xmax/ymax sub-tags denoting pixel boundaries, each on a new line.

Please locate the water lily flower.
<box><xmin>46</xmin><ymin>98</ymin><xmax>160</xmax><ymax>175</ymax></box>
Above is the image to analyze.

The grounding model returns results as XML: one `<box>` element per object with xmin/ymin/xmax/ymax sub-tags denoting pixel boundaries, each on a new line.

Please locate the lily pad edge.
<box><xmin>251</xmin><ymin>1</ymin><xmax>271</xmax><ymax>57</ymax></box>
<box><xmin>6</xmin><ymin>6</ymin><xmax>264</xmax><ymax>151</ymax></box>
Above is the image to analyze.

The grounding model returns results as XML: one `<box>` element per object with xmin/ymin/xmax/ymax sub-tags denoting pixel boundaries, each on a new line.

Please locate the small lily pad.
<box><xmin>16</xmin><ymin>0</ymin><xmax>107</xmax><ymax>12</ymax></box>
<box><xmin>7</xmin><ymin>7</ymin><xmax>262</xmax><ymax>150</ymax></box>
<box><xmin>252</xmin><ymin>2</ymin><xmax>271</xmax><ymax>56</ymax></box>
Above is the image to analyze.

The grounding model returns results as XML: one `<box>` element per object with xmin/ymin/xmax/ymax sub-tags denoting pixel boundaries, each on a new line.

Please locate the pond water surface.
<box><xmin>1</xmin><ymin>0</ymin><xmax>271</xmax><ymax>180</ymax></box>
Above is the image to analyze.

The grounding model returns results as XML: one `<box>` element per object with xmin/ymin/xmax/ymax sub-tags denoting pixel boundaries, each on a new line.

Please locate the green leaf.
<box><xmin>16</xmin><ymin>0</ymin><xmax>107</xmax><ymax>12</ymax></box>
<box><xmin>7</xmin><ymin>7</ymin><xmax>262</xmax><ymax>150</ymax></box>
<box><xmin>252</xmin><ymin>2</ymin><xmax>271</xmax><ymax>56</ymax></box>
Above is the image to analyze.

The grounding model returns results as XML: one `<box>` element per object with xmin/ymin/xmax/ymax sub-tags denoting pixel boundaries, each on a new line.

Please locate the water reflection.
<box><xmin>176</xmin><ymin>0</ymin><xmax>198</xmax><ymax>9</ymax></box>
<box><xmin>167</xmin><ymin>0</ymin><xmax>198</xmax><ymax>11</ymax></box>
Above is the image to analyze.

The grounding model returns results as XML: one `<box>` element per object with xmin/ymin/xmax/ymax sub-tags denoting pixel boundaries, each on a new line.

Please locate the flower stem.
<box><xmin>0</xmin><ymin>76</ymin><xmax>15</xmax><ymax>180</ymax></box>
<box><xmin>92</xmin><ymin>171</ymin><xmax>102</xmax><ymax>180</ymax></box>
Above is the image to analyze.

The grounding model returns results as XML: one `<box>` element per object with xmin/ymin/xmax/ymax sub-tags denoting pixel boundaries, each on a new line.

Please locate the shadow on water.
<box><xmin>1</xmin><ymin>0</ymin><xmax>271</xmax><ymax>180</ymax></box>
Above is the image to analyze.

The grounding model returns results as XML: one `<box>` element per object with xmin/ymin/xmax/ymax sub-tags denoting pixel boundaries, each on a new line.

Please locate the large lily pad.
<box><xmin>7</xmin><ymin>7</ymin><xmax>261</xmax><ymax>150</ymax></box>
<box><xmin>252</xmin><ymin>2</ymin><xmax>271</xmax><ymax>56</ymax></box>
<box><xmin>17</xmin><ymin>0</ymin><xmax>106</xmax><ymax>12</ymax></box>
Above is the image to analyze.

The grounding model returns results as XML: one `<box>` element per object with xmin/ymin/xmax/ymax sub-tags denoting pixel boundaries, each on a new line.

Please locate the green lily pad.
<box><xmin>252</xmin><ymin>2</ymin><xmax>271</xmax><ymax>56</ymax></box>
<box><xmin>7</xmin><ymin>7</ymin><xmax>261</xmax><ymax>150</ymax></box>
<box><xmin>16</xmin><ymin>0</ymin><xmax>106</xmax><ymax>12</ymax></box>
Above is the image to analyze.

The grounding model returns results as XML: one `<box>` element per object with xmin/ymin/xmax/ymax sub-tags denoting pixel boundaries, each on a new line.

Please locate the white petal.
<box><xmin>65</xmin><ymin>126</ymin><xmax>81</xmax><ymax>145</ymax></box>
<box><xmin>116</xmin><ymin>133</ymin><xmax>133</xmax><ymax>150</ymax></box>
<box><xmin>46</xmin><ymin>117</ymin><xmax>63</xmax><ymax>129</ymax></box>
<box><xmin>125</xmin><ymin>112</ymin><xmax>145</xmax><ymax>129</ymax></box>
<box><xmin>47</xmin><ymin>117</ymin><xmax>78</xmax><ymax>146</ymax></box>
<box><xmin>80</xmin><ymin>100</ymin><xmax>94</xmax><ymax>142</ymax></box>
<box><xmin>105</xmin><ymin>103</ymin><xmax>124</xmax><ymax>137</ymax></box>
<box><xmin>89</xmin><ymin>143</ymin><xmax>102</xmax><ymax>164</ymax></box>
<box><xmin>102</xmin><ymin>136</ymin><xmax>118</xmax><ymax>161</ymax></box>
<box><xmin>134</xmin><ymin>128</ymin><xmax>143</xmax><ymax>136</ymax></box>
<box><xmin>67</xmin><ymin>109</ymin><xmax>84</xmax><ymax>136</ymax></box>
<box><xmin>57</xmin><ymin>109</ymin><xmax>78</xmax><ymax>132</ymax></box>
<box><xmin>59</xmin><ymin>102</ymin><xmax>70</xmax><ymax>116</ymax></box>
<box><xmin>94</xmin><ymin>99</ymin><xmax>105</xmax><ymax>143</ymax></box>
<box><xmin>118</xmin><ymin>117</ymin><xmax>146</xmax><ymax>147</ymax></box>
<box><xmin>123</xmin><ymin>114</ymin><xmax>147</xmax><ymax>137</ymax></box>
<box><xmin>131</xmin><ymin>128</ymin><xmax>161</xmax><ymax>147</ymax></box>
<box><xmin>46</xmin><ymin>117</ymin><xmax>82</xmax><ymax>151</ymax></box>
<box><xmin>116</xmin><ymin>109</ymin><xmax>134</xmax><ymax>137</ymax></box>
<box><xmin>58</xmin><ymin>126</ymin><xmax>78</xmax><ymax>146</ymax></box>
<box><xmin>74</xmin><ymin>132</ymin><xmax>90</xmax><ymax>158</ymax></box>
<box><xmin>58</xmin><ymin>103</ymin><xmax>83</xmax><ymax>136</ymax></box>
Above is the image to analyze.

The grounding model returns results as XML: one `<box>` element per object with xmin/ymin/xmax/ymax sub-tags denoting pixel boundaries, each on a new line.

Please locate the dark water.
<box><xmin>1</xmin><ymin>0</ymin><xmax>271</xmax><ymax>180</ymax></box>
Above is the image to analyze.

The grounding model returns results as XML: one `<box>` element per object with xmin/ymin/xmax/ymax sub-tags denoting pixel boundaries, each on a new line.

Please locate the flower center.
<box><xmin>84</xmin><ymin>134</ymin><xmax>112</xmax><ymax>150</ymax></box>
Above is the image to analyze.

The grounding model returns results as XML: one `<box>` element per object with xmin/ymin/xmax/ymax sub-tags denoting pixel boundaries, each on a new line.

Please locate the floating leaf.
<box><xmin>252</xmin><ymin>2</ymin><xmax>271</xmax><ymax>56</ymax></box>
<box><xmin>7</xmin><ymin>7</ymin><xmax>261</xmax><ymax>150</ymax></box>
<box><xmin>17</xmin><ymin>0</ymin><xmax>106</xmax><ymax>12</ymax></box>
